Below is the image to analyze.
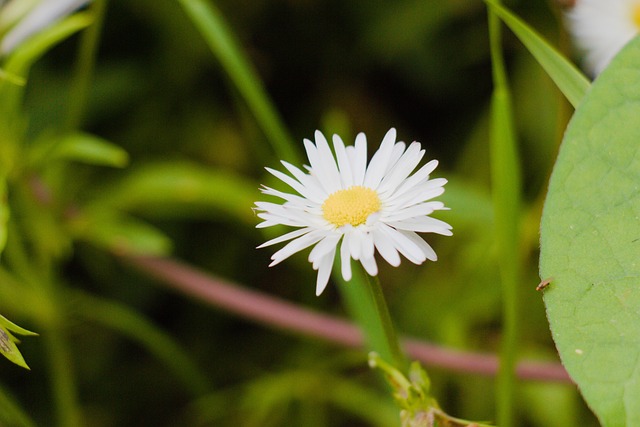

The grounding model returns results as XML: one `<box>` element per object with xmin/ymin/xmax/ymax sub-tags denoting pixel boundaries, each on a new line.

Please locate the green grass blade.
<box><xmin>488</xmin><ymin>5</ymin><xmax>522</xmax><ymax>426</ymax></box>
<box><xmin>73</xmin><ymin>290</ymin><xmax>210</xmax><ymax>395</ymax></box>
<box><xmin>0</xmin><ymin>13</ymin><xmax>92</xmax><ymax>123</ymax></box>
<box><xmin>177</xmin><ymin>0</ymin><xmax>299</xmax><ymax>163</ymax></box>
<box><xmin>0</xmin><ymin>381</ymin><xmax>36</xmax><ymax>427</ymax></box>
<box><xmin>485</xmin><ymin>0</ymin><xmax>591</xmax><ymax>108</ymax></box>
<box><xmin>0</xmin><ymin>178</ymin><xmax>8</xmax><ymax>257</ymax></box>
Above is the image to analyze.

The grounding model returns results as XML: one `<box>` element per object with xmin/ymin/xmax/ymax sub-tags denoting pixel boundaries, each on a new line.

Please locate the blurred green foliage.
<box><xmin>0</xmin><ymin>0</ymin><xmax>602</xmax><ymax>426</ymax></box>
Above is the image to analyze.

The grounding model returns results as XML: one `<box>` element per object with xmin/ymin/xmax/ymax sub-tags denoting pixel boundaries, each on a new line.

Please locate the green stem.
<box><xmin>44</xmin><ymin>320</ymin><xmax>81</xmax><ymax>427</ymax></box>
<box><xmin>337</xmin><ymin>266</ymin><xmax>406</xmax><ymax>370</ymax></box>
<box><xmin>65</xmin><ymin>0</ymin><xmax>107</xmax><ymax>131</ymax></box>
<box><xmin>177</xmin><ymin>0</ymin><xmax>299</xmax><ymax>164</ymax></box>
<box><xmin>488</xmin><ymin>5</ymin><xmax>521</xmax><ymax>427</ymax></box>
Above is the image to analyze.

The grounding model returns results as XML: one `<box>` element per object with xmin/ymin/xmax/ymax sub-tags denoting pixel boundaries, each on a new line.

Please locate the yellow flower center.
<box><xmin>633</xmin><ymin>4</ymin><xmax>640</xmax><ymax>28</ymax></box>
<box><xmin>322</xmin><ymin>186</ymin><xmax>381</xmax><ymax>227</ymax></box>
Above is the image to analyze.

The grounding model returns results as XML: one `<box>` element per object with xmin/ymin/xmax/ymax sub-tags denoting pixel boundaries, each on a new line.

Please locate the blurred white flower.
<box><xmin>0</xmin><ymin>0</ymin><xmax>89</xmax><ymax>56</ymax></box>
<box><xmin>566</xmin><ymin>0</ymin><xmax>640</xmax><ymax>75</ymax></box>
<box><xmin>255</xmin><ymin>128</ymin><xmax>452</xmax><ymax>296</ymax></box>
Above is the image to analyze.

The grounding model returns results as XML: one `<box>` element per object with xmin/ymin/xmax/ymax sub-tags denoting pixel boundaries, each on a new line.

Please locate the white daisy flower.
<box><xmin>255</xmin><ymin>128</ymin><xmax>452</xmax><ymax>296</ymax></box>
<box><xmin>566</xmin><ymin>0</ymin><xmax>640</xmax><ymax>76</ymax></box>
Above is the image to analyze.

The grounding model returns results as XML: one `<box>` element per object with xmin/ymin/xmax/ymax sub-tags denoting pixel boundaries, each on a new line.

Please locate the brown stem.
<box><xmin>125</xmin><ymin>255</ymin><xmax>571</xmax><ymax>383</ymax></box>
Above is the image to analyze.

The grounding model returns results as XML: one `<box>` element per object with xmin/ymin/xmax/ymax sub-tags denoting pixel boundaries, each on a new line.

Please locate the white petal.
<box><xmin>257</xmin><ymin>227</ymin><xmax>312</xmax><ymax>248</ymax></box>
<box><xmin>566</xmin><ymin>0</ymin><xmax>637</xmax><ymax>75</ymax></box>
<box><xmin>385</xmin><ymin>141</ymin><xmax>406</xmax><ymax>175</ymax></box>
<box><xmin>360</xmin><ymin>255</ymin><xmax>378</xmax><ymax>276</ymax></box>
<box><xmin>383</xmin><ymin>202</ymin><xmax>445</xmax><ymax>222</ymax></box>
<box><xmin>256</xmin><ymin>220</ymin><xmax>279</xmax><ymax>228</ymax></box>
<box><xmin>346</xmin><ymin>226</ymin><xmax>362</xmax><ymax>260</ymax></box>
<box><xmin>260</xmin><ymin>185</ymin><xmax>310</xmax><ymax>205</ymax></box>
<box><xmin>399</xmin><ymin>230</ymin><xmax>438</xmax><ymax>261</ymax></box>
<box><xmin>340</xmin><ymin>235</ymin><xmax>352</xmax><ymax>281</ymax></box>
<box><xmin>364</xmin><ymin>128</ymin><xmax>397</xmax><ymax>189</ymax></box>
<box><xmin>387</xmin><ymin>160</ymin><xmax>440</xmax><ymax>201</ymax></box>
<box><xmin>269</xmin><ymin>230</ymin><xmax>327</xmax><ymax>266</ymax></box>
<box><xmin>372</xmin><ymin>228</ymin><xmax>401</xmax><ymax>267</ymax></box>
<box><xmin>379</xmin><ymin>224</ymin><xmax>425</xmax><ymax>264</ymax></box>
<box><xmin>308</xmin><ymin>233</ymin><xmax>341</xmax><ymax>264</ymax></box>
<box><xmin>381</xmin><ymin>178</ymin><xmax>447</xmax><ymax>209</ymax></box>
<box><xmin>332</xmin><ymin>134</ymin><xmax>354</xmax><ymax>188</ymax></box>
<box><xmin>351</xmin><ymin>132</ymin><xmax>368</xmax><ymax>186</ymax></box>
<box><xmin>314</xmin><ymin>130</ymin><xmax>342</xmax><ymax>192</ymax></box>
<box><xmin>377</xmin><ymin>142</ymin><xmax>425</xmax><ymax>195</ymax></box>
<box><xmin>389</xmin><ymin>216</ymin><xmax>453</xmax><ymax>235</ymax></box>
<box><xmin>315</xmin><ymin>248</ymin><xmax>337</xmax><ymax>296</ymax></box>
<box><xmin>265</xmin><ymin>167</ymin><xmax>320</xmax><ymax>202</ymax></box>
<box><xmin>280</xmin><ymin>161</ymin><xmax>326</xmax><ymax>202</ymax></box>
<box><xmin>304</xmin><ymin>135</ymin><xmax>340</xmax><ymax>195</ymax></box>
<box><xmin>361</xmin><ymin>230</ymin><xmax>375</xmax><ymax>260</ymax></box>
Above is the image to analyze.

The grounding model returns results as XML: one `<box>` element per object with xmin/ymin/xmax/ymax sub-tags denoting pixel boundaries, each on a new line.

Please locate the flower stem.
<box><xmin>65</xmin><ymin>0</ymin><xmax>107</xmax><ymax>131</ymax></box>
<box><xmin>488</xmin><ymin>3</ymin><xmax>522</xmax><ymax>427</ymax></box>
<box><xmin>337</xmin><ymin>265</ymin><xmax>406</xmax><ymax>370</ymax></box>
<box><xmin>44</xmin><ymin>320</ymin><xmax>81</xmax><ymax>427</ymax></box>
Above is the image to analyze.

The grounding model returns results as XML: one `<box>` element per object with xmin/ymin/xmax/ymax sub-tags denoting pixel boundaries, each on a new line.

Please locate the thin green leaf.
<box><xmin>540</xmin><ymin>36</ymin><xmax>640</xmax><ymax>426</ymax></box>
<box><xmin>0</xmin><ymin>314</ymin><xmax>37</xmax><ymax>337</ymax></box>
<box><xmin>87</xmin><ymin>161</ymin><xmax>258</xmax><ymax>225</ymax></box>
<box><xmin>73</xmin><ymin>290</ymin><xmax>210</xmax><ymax>395</ymax></box>
<box><xmin>1</xmin><ymin>13</ymin><xmax>92</xmax><ymax>78</ymax></box>
<box><xmin>484</xmin><ymin>0</ymin><xmax>591</xmax><ymax>108</ymax></box>
<box><xmin>53</xmin><ymin>132</ymin><xmax>129</xmax><ymax>168</ymax></box>
<box><xmin>0</xmin><ymin>380</ymin><xmax>37</xmax><ymax>427</ymax></box>
<box><xmin>0</xmin><ymin>178</ymin><xmax>8</xmax><ymax>257</ymax></box>
<box><xmin>177</xmin><ymin>0</ymin><xmax>299</xmax><ymax>163</ymax></box>
<box><xmin>69</xmin><ymin>210</ymin><xmax>172</xmax><ymax>256</ymax></box>
<box><xmin>0</xmin><ymin>325</ymin><xmax>30</xmax><ymax>369</ymax></box>
<box><xmin>0</xmin><ymin>13</ymin><xmax>92</xmax><ymax>124</ymax></box>
<box><xmin>488</xmin><ymin>5</ymin><xmax>521</xmax><ymax>425</ymax></box>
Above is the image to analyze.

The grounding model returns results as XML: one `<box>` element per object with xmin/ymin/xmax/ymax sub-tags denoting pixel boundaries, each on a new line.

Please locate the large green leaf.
<box><xmin>540</xmin><ymin>36</ymin><xmax>640</xmax><ymax>426</ymax></box>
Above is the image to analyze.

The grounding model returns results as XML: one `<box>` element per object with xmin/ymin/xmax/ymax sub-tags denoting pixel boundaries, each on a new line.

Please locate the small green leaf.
<box><xmin>0</xmin><ymin>325</ymin><xmax>29</xmax><ymax>369</ymax></box>
<box><xmin>88</xmin><ymin>161</ymin><xmax>258</xmax><ymax>224</ymax></box>
<box><xmin>70</xmin><ymin>211</ymin><xmax>172</xmax><ymax>256</ymax></box>
<box><xmin>540</xmin><ymin>36</ymin><xmax>640</xmax><ymax>426</ymax></box>
<box><xmin>485</xmin><ymin>0</ymin><xmax>591</xmax><ymax>108</ymax></box>
<box><xmin>0</xmin><ymin>314</ymin><xmax>37</xmax><ymax>337</ymax></box>
<box><xmin>0</xmin><ymin>315</ymin><xmax>36</xmax><ymax>370</ymax></box>
<box><xmin>53</xmin><ymin>132</ymin><xmax>129</xmax><ymax>167</ymax></box>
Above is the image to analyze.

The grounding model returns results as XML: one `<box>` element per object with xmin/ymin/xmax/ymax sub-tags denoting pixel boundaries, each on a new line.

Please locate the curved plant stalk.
<box><xmin>177</xmin><ymin>0</ymin><xmax>299</xmax><ymax>164</ymax></box>
<box><xmin>488</xmin><ymin>3</ymin><xmax>522</xmax><ymax>426</ymax></box>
